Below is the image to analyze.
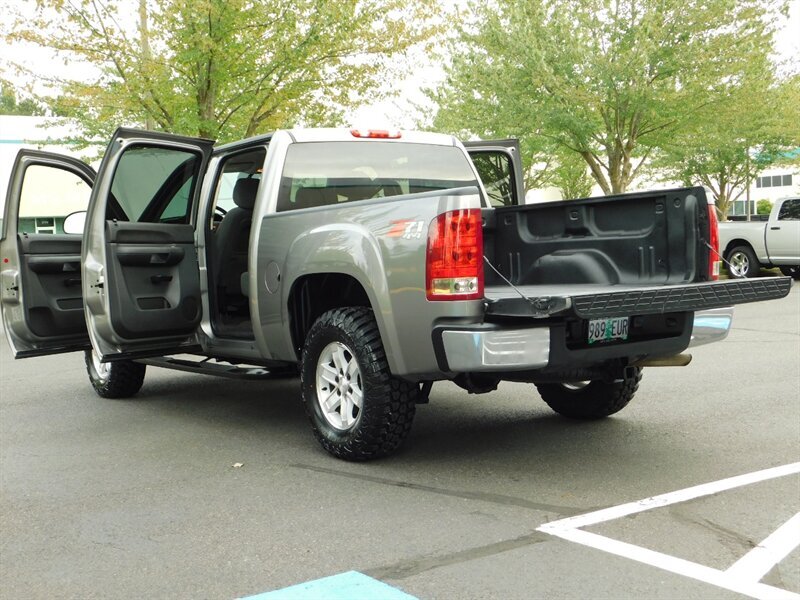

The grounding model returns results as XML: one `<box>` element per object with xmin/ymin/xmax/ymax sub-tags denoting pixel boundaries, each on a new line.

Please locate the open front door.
<box><xmin>83</xmin><ymin>128</ymin><xmax>214</xmax><ymax>361</ymax></box>
<box><xmin>463</xmin><ymin>139</ymin><xmax>525</xmax><ymax>206</ymax></box>
<box><xmin>1</xmin><ymin>151</ymin><xmax>95</xmax><ymax>358</ymax></box>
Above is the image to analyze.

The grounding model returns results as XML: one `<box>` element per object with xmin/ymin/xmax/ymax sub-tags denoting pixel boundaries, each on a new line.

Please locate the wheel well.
<box><xmin>288</xmin><ymin>273</ymin><xmax>372</xmax><ymax>357</ymax></box>
<box><xmin>723</xmin><ymin>238</ymin><xmax>753</xmax><ymax>257</ymax></box>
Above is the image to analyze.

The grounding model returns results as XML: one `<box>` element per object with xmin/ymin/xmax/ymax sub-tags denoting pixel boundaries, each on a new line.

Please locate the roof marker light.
<box><xmin>350</xmin><ymin>129</ymin><xmax>401</xmax><ymax>139</ymax></box>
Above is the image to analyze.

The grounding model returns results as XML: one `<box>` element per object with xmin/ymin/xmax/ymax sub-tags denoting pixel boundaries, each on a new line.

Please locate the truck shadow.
<box><xmin>122</xmin><ymin>373</ymin><xmax>692</xmax><ymax>478</ymax></box>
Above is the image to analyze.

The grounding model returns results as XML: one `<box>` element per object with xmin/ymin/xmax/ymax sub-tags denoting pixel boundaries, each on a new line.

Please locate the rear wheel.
<box><xmin>535</xmin><ymin>368</ymin><xmax>642</xmax><ymax>419</ymax></box>
<box><xmin>84</xmin><ymin>350</ymin><xmax>146</xmax><ymax>399</ymax></box>
<box><xmin>300</xmin><ymin>307</ymin><xmax>417</xmax><ymax>461</ymax></box>
<box><xmin>779</xmin><ymin>266</ymin><xmax>800</xmax><ymax>280</ymax></box>
<box><xmin>726</xmin><ymin>246</ymin><xmax>759</xmax><ymax>279</ymax></box>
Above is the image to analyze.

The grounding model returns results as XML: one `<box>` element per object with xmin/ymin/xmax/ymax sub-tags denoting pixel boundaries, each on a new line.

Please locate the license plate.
<box><xmin>588</xmin><ymin>317</ymin><xmax>629</xmax><ymax>344</ymax></box>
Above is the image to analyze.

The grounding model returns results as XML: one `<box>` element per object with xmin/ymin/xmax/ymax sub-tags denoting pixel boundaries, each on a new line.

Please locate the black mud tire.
<box><xmin>535</xmin><ymin>368</ymin><xmax>642</xmax><ymax>419</ymax></box>
<box><xmin>779</xmin><ymin>266</ymin><xmax>800</xmax><ymax>280</ymax></box>
<box><xmin>84</xmin><ymin>350</ymin><xmax>146</xmax><ymax>399</ymax></box>
<box><xmin>300</xmin><ymin>307</ymin><xmax>417</xmax><ymax>461</ymax></box>
<box><xmin>725</xmin><ymin>245</ymin><xmax>759</xmax><ymax>279</ymax></box>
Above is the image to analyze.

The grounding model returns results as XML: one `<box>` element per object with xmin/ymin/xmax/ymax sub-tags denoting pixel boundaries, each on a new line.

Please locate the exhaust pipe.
<box><xmin>635</xmin><ymin>353</ymin><xmax>693</xmax><ymax>367</ymax></box>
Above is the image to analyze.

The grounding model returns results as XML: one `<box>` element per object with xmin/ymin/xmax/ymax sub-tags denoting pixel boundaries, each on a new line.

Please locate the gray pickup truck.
<box><xmin>1</xmin><ymin>128</ymin><xmax>792</xmax><ymax>460</ymax></box>
<box><xmin>719</xmin><ymin>197</ymin><xmax>800</xmax><ymax>279</ymax></box>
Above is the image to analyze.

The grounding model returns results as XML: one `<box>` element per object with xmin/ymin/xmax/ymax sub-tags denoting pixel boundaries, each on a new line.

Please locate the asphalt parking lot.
<box><xmin>1</xmin><ymin>282</ymin><xmax>798</xmax><ymax>599</ymax></box>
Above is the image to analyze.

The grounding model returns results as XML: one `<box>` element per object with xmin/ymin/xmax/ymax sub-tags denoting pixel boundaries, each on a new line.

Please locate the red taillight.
<box><xmin>350</xmin><ymin>128</ymin><xmax>401</xmax><ymax>139</ymax></box>
<box><xmin>708</xmin><ymin>203</ymin><xmax>720</xmax><ymax>280</ymax></box>
<box><xmin>426</xmin><ymin>209</ymin><xmax>484</xmax><ymax>300</ymax></box>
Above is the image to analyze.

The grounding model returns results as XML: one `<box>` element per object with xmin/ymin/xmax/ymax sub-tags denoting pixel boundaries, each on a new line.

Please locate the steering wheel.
<box><xmin>211</xmin><ymin>205</ymin><xmax>227</xmax><ymax>230</ymax></box>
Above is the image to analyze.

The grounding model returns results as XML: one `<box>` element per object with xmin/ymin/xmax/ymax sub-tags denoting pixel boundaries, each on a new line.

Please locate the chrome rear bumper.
<box><xmin>440</xmin><ymin>307</ymin><xmax>734</xmax><ymax>372</ymax></box>
<box><xmin>687</xmin><ymin>306</ymin><xmax>734</xmax><ymax>348</ymax></box>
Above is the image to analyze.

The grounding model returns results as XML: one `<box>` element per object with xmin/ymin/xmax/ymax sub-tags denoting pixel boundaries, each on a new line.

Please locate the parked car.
<box><xmin>0</xmin><ymin>128</ymin><xmax>791</xmax><ymax>460</ymax></box>
<box><xmin>719</xmin><ymin>196</ymin><xmax>800</xmax><ymax>279</ymax></box>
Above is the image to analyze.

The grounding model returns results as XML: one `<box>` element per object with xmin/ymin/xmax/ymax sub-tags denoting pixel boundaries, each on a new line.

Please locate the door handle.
<box><xmin>64</xmin><ymin>277</ymin><xmax>82</xmax><ymax>287</ymax></box>
<box><xmin>770</xmin><ymin>226</ymin><xmax>780</xmax><ymax>230</ymax></box>
<box><xmin>150</xmin><ymin>274</ymin><xmax>173</xmax><ymax>284</ymax></box>
<box><xmin>116</xmin><ymin>246</ymin><xmax>185</xmax><ymax>266</ymax></box>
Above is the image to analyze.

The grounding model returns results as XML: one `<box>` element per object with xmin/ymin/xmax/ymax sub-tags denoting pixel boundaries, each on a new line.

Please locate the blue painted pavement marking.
<box><xmin>241</xmin><ymin>571</ymin><xmax>418</xmax><ymax>600</ymax></box>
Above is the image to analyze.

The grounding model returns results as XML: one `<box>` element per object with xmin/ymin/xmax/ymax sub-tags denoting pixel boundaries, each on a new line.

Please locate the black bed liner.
<box><xmin>484</xmin><ymin>277</ymin><xmax>792</xmax><ymax>319</ymax></box>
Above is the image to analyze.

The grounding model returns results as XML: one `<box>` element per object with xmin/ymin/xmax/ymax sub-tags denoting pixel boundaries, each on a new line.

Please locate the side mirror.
<box><xmin>63</xmin><ymin>211</ymin><xmax>87</xmax><ymax>235</ymax></box>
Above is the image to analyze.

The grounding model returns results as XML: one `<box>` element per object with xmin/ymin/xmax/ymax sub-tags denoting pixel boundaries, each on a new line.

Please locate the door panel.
<box><xmin>463</xmin><ymin>139</ymin><xmax>525</xmax><ymax>207</ymax></box>
<box><xmin>768</xmin><ymin>198</ymin><xmax>800</xmax><ymax>262</ymax></box>
<box><xmin>19</xmin><ymin>235</ymin><xmax>85</xmax><ymax>337</ymax></box>
<box><xmin>105</xmin><ymin>221</ymin><xmax>200</xmax><ymax>339</ymax></box>
<box><xmin>0</xmin><ymin>151</ymin><xmax>95</xmax><ymax>358</ymax></box>
<box><xmin>83</xmin><ymin>128</ymin><xmax>214</xmax><ymax>360</ymax></box>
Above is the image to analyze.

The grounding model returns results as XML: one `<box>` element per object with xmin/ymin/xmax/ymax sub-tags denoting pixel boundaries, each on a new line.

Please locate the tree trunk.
<box><xmin>580</xmin><ymin>151</ymin><xmax>611</xmax><ymax>195</ymax></box>
<box><xmin>716</xmin><ymin>191</ymin><xmax>730</xmax><ymax>221</ymax></box>
<box><xmin>138</xmin><ymin>0</ymin><xmax>155</xmax><ymax>131</ymax></box>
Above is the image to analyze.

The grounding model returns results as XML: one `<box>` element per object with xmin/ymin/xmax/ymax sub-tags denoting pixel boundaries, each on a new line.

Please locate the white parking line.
<box><xmin>543</xmin><ymin>462</ymin><xmax>800</xmax><ymax>531</ymax></box>
<box><xmin>725</xmin><ymin>512</ymin><xmax>800</xmax><ymax>583</ymax></box>
<box><xmin>537</xmin><ymin>462</ymin><xmax>800</xmax><ymax>600</ymax></box>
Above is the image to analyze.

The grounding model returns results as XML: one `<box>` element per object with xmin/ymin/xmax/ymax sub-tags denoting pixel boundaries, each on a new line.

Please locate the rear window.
<box><xmin>276</xmin><ymin>142</ymin><xmax>478</xmax><ymax>211</ymax></box>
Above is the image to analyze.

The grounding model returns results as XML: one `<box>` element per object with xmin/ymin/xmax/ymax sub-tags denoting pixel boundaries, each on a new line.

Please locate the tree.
<box><xmin>0</xmin><ymin>80</ymin><xmax>44</xmax><ymax>116</ymax></box>
<box><xmin>655</xmin><ymin>75</ymin><xmax>800</xmax><ymax>219</ymax></box>
<box><xmin>5</xmin><ymin>0</ymin><xmax>440</xmax><ymax>143</ymax></box>
<box><xmin>757</xmin><ymin>199</ymin><xmax>773</xmax><ymax>215</ymax></box>
<box><xmin>430</xmin><ymin>0</ymin><xmax>787</xmax><ymax>195</ymax></box>
<box><xmin>550</xmin><ymin>148</ymin><xmax>595</xmax><ymax>200</ymax></box>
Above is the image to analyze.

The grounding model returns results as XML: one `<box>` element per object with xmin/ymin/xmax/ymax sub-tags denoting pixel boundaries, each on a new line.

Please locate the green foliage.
<box><xmin>430</xmin><ymin>0</ymin><xmax>787</xmax><ymax>195</ymax></box>
<box><xmin>6</xmin><ymin>0</ymin><xmax>440</xmax><ymax>142</ymax></box>
<box><xmin>757</xmin><ymin>199</ymin><xmax>774</xmax><ymax>215</ymax></box>
<box><xmin>551</xmin><ymin>148</ymin><xmax>595</xmax><ymax>200</ymax></box>
<box><xmin>655</xmin><ymin>74</ymin><xmax>800</xmax><ymax>219</ymax></box>
<box><xmin>0</xmin><ymin>80</ymin><xmax>43</xmax><ymax>116</ymax></box>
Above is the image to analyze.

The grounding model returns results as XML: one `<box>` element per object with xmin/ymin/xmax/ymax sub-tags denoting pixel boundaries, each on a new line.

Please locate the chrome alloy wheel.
<box><xmin>91</xmin><ymin>349</ymin><xmax>111</xmax><ymax>382</ymax></box>
<box><xmin>315</xmin><ymin>341</ymin><xmax>363</xmax><ymax>431</ymax></box>
<box><xmin>729</xmin><ymin>250</ymin><xmax>750</xmax><ymax>277</ymax></box>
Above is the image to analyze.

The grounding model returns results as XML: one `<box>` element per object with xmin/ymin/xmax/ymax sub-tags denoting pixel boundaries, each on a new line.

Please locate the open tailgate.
<box><xmin>484</xmin><ymin>277</ymin><xmax>793</xmax><ymax>319</ymax></box>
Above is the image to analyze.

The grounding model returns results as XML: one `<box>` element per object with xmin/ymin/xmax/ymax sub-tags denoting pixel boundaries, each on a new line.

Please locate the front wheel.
<box><xmin>300</xmin><ymin>307</ymin><xmax>417</xmax><ymax>461</ymax></box>
<box><xmin>84</xmin><ymin>350</ymin><xmax>146</xmax><ymax>399</ymax></box>
<box><xmin>779</xmin><ymin>266</ymin><xmax>800</xmax><ymax>280</ymax></box>
<box><xmin>535</xmin><ymin>367</ymin><xmax>642</xmax><ymax>419</ymax></box>
<box><xmin>726</xmin><ymin>245</ymin><xmax>759</xmax><ymax>279</ymax></box>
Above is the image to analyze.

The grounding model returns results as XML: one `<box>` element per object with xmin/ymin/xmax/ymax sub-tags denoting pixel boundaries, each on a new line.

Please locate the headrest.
<box><xmin>295</xmin><ymin>187</ymin><xmax>332</xmax><ymax>210</ymax></box>
<box><xmin>232</xmin><ymin>178</ymin><xmax>259</xmax><ymax>209</ymax></box>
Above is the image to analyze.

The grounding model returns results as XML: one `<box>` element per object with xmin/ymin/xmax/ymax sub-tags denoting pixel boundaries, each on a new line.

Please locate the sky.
<box><xmin>0</xmin><ymin>0</ymin><xmax>798</xmax><ymax>131</ymax></box>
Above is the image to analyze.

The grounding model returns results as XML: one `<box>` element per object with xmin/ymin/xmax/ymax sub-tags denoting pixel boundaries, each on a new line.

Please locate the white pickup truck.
<box><xmin>719</xmin><ymin>197</ymin><xmax>800</xmax><ymax>279</ymax></box>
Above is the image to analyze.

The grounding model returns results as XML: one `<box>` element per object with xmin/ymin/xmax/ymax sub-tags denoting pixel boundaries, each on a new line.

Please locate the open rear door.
<box><xmin>1</xmin><ymin>150</ymin><xmax>95</xmax><ymax>358</ymax></box>
<box><xmin>463</xmin><ymin>139</ymin><xmax>525</xmax><ymax>206</ymax></box>
<box><xmin>83</xmin><ymin>128</ymin><xmax>214</xmax><ymax>361</ymax></box>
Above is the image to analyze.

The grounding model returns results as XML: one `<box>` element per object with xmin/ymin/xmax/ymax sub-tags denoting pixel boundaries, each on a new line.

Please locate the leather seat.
<box><xmin>213</xmin><ymin>178</ymin><xmax>259</xmax><ymax>307</ymax></box>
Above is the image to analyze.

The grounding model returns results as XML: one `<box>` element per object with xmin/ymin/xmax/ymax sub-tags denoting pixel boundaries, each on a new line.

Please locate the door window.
<box><xmin>470</xmin><ymin>151</ymin><xmax>517</xmax><ymax>207</ymax></box>
<box><xmin>210</xmin><ymin>147</ymin><xmax>266</xmax><ymax>217</ymax></box>
<box><xmin>777</xmin><ymin>199</ymin><xmax>800</xmax><ymax>221</ymax></box>
<box><xmin>109</xmin><ymin>146</ymin><xmax>200</xmax><ymax>223</ymax></box>
<box><xmin>18</xmin><ymin>165</ymin><xmax>92</xmax><ymax>234</ymax></box>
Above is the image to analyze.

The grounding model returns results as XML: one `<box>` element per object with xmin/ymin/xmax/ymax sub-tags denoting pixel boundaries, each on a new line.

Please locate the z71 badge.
<box><xmin>387</xmin><ymin>220</ymin><xmax>425</xmax><ymax>240</ymax></box>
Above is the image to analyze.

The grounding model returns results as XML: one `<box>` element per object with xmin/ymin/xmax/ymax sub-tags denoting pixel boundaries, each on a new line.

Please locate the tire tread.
<box><xmin>535</xmin><ymin>368</ymin><xmax>642</xmax><ymax>419</ymax></box>
<box><xmin>301</xmin><ymin>307</ymin><xmax>417</xmax><ymax>461</ymax></box>
<box><xmin>84</xmin><ymin>351</ymin><xmax>146</xmax><ymax>399</ymax></box>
